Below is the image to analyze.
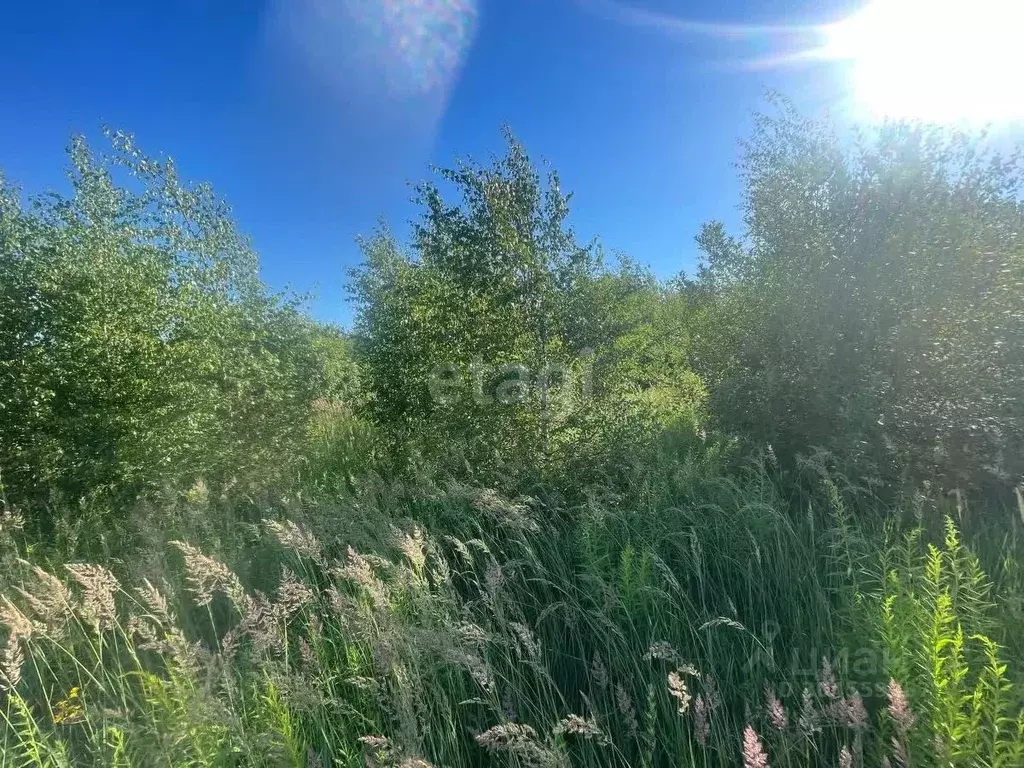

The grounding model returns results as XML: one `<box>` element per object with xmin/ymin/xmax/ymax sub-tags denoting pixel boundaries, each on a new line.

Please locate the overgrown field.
<box><xmin>1</xmin><ymin>104</ymin><xmax>1023</xmax><ymax>766</ymax></box>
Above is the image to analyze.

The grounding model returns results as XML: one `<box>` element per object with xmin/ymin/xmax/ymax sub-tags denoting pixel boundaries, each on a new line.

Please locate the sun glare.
<box><xmin>824</xmin><ymin>0</ymin><xmax>1024</xmax><ymax>123</ymax></box>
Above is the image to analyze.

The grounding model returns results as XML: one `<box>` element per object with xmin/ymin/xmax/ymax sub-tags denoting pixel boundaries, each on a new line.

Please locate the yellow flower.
<box><xmin>52</xmin><ymin>686</ymin><xmax>84</xmax><ymax>725</ymax></box>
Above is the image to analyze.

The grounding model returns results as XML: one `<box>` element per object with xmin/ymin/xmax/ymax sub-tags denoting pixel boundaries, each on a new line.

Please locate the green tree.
<box><xmin>694</xmin><ymin>97</ymin><xmax>1024</xmax><ymax>490</ymax></box>
<box><xmin>350</xmin><ymin>131</ymin><xmax>705</xmax><ymax>477</ymax></box>
<box><xmin>0</xmin><ymin>131</ymin><xmax>323</xmax><ymax>528</ymax></box>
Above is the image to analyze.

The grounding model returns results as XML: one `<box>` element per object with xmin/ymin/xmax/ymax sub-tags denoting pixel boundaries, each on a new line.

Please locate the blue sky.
<box><xmin>1</xmin><ymin>0</ymin><xmax>860</xmax><ymax>325</ymax></box>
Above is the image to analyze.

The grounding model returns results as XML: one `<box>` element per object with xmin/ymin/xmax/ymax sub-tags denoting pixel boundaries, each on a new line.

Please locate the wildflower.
<box><xmin>742</xmin><ymin>725</ymin><xmax>770</xmax><ymax>768</ymax></box>
<box><xmin>838</xmin><ymin>746</ymin><xmax>853</xmax><ymax>768</ymax></box>
<box><xmin>668</xmin><ymin>670</ymin><xmax>692</xmax><ymax>714</ymax></box>
<box><xmin>887</xmin><ymin>679</ymin><xmax>915</xmax><ymax>734</ymax></box>
<box><xmin>553</xmin><ymin>714</ymin><xmax>608</xmax><ymax>744</ymax></box>
<box><xmin>693</xmin><ymin>694</ymin><xmax>710</xmax><ymax>745</ymax></box>
<box><xmin>264</xmin><ymin>519</ymin><xmax>324</xmax><ymax>565</ymax></box>
<box><xmin>765</xmin><ymin>685</ymin><xmax>788</xmax><ymax>730</ymax></box>
<box><xmin>65</xmin><ymin>563</ymin><xmax>119</xmax><ymax>632</ymax></box>
<box><xmin>52</xmin><ymin>686</ymin><xmax>84</xmax><ymax>725</ymax></box>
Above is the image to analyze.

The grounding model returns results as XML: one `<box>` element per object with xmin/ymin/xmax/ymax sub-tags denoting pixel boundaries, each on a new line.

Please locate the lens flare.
<box><xmin>824</xmin><ymin>0</ymin><xmax>1024</xmax><ymax>123</ymax></box>
<box><xmin>579</xmin><ymin>0</ymin><xmax>1024</xmax><ymax>125</ymax></box>
<box><xmin>345</xmin><ymin>0</ymin><xmax>479</xmax><ymax>96</ymax></box>
<box><xmin>275</xmin><ymin>0</ymin><xmax>479</xmax><ymax>99</ymax></box>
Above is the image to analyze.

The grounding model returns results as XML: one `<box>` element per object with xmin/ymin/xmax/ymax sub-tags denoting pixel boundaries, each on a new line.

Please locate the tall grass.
<box><xmin>2</xmin><ymin>449</ymin><xmax>1022</xmax><ymax>766</ymax></box>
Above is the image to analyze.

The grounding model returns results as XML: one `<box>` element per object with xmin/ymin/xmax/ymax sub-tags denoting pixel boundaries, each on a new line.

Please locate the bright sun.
<box><xmin>823</xmin><ymin>0</ymin><xmax>1024</xmax><ymax>123</ymax></box>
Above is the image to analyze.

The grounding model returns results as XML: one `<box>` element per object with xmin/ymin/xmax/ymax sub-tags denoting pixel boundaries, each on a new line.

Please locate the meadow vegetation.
<box><xmin>1</xmin><ymin>101</ymin><xmax>1023</xmax><ymax>766</ymax></box>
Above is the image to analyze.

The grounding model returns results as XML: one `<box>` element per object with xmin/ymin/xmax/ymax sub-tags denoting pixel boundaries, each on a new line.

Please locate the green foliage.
<box><xmin>689</xmin><ymin>96</ymin><xmax>1024</xmax><ymax>489</ymax></box>
<box><xmin>3</xmin><ymin>105</ymin><xmax>1024</xmax><ymax>767</ymax></box>
<box><xmin>868</xmin><ymin>517</ymin><xmax>1024</xmax><ymax>766</ymax></box>
<box><xmin>0</xmin><ymin>132</ymin><xmax>330</xmax><ymax>533</ymax></box>
<box><xmin>349</xmin><ymin>131</ymin><xmax>705</xmax><ymax>479</ymax></box>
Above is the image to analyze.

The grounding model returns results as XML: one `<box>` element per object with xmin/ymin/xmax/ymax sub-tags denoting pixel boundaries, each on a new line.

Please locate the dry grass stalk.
<box><xmin>475</xmin><ymin>723</ymin><xmax>561</xmax><ymax>768</ymax></box>
<box><xmin>591</xmin><ymin>652</ymin><xmax>609</xmax><ymax>689</ymax></box>
<box><xmin>845</xmin><ymin>691</ymin><xmax>868</xmax><ymax>730</ymax></box>
<box><xmin>65</xmin><ymin>563</ymin><xmax>119</xmax><ymax>632</ymax></box>
<box><xmin>668</xmin><ymin>670</ymin><xmax>692</xmax><ymax>714</ymax></box>
<box><xmin>693</xmin><ymin>694</ymin><xmax>710</xmax><ymax>745</ymax></box>
<box><xmin>887</xmin><ymin>679</ymin><xmax>915</xmax><ymax>733</ymax></box>
<box><xmin>264</xmin><ymin>519</ymin><xmax>325</xmax><ymax>566</ymax></box>
<box><xmin>276</xmin><ymin>568</ymin><xmax>314</xmax><ymax>618</ymax></box>
<box><xmin>742</xmin><ymin>725</ymin><xmax>770</xmax><ymax>768</ymax></box>
<box><xmin>552</xmin><ymin>714</ymin><xmax>608</xmax><ymax>744</ymax></box>
<box><xmin>238</xmin><ymin>591</ymin><xmax>285</xmax><ymax>657</ymax></box>
<box><xmin>472</xmin><ymin>488</ymin><xmax>539</xmax><ymax>532</ymax></box>
<box><xmin>170</xmin><ymin>541</ymin><xmax>245</xmax><ymax>609</ymax></box>
<box><xmin>765</xmin><ymin>685</ymin><xmax>788</xmax><ymax>730</ymax></box>
<box><xmin>396</xmin><ymin>526</ymin><xmax>427</xmax><ymax>576</ymax></box>
<box><xmin>615</xmin><ymin>683</ymin><xmax>638</xmax><ymax>735</ymax></box>
<box><xmin>135</xmin><ymin>578</ymin><xmax>172</xmax><ymax>624</ymax></box>
<box><xmin>510</xmin><ymin>621</ymin><xmax>541</xmax><ymax>662</ymax></box>
<box><xmin>818</xmin><ymin>657</ymin><xmax>839</xmax><ymax>700</ymax></box>
<box><xmin>14</xmin><ymin>560</ymin><xmax>72</xmax><ymax>632</ymax></box>
<box><xmin>799</xmin><ymin>687</ymin><xmax>820</xmax><ymax>735</ymax></box>
<box><xmin>0</xmin><ymin>597</ymin><xmax>33</xmax><ymax>690</ymax></box>
<box><xmin>336</xmin><ymin>547</ymin><xmax>390</xmax><ymax>610</ymax></box>
<box><xmin>643</xmin><ymin>640</ymin><xmax>681</xmax><ymax>664</ymax></box>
